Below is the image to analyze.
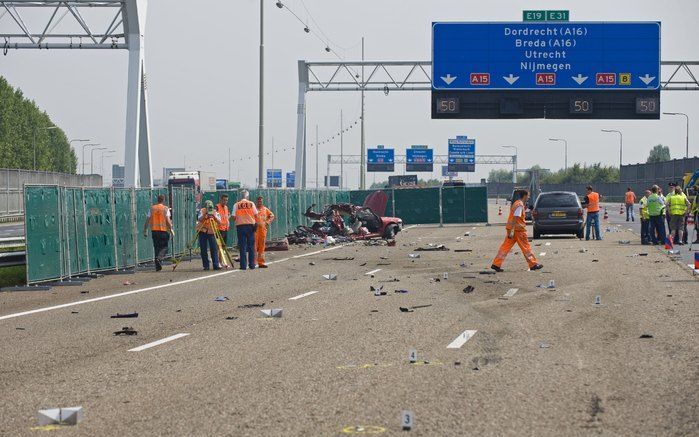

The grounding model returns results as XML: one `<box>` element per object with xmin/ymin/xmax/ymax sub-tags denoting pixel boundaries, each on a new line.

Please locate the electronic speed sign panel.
<box><xmin>406</xmin><ymin>148</ymin><xmax>434</xmax><ymax>172</ymax></box>
<box><xmin>432</xmin><ymin>22</ymin><xmax>661</xmax><ymax>120</ymax></box>
<box><xmin>367</xmin><ymin>148</ymin><xmax>395</xmax><ymax>172</ymax></box>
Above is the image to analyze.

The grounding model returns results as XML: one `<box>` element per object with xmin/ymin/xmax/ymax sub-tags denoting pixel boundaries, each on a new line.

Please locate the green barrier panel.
<box><xmin>136</xmin><ymin>188</ymin><xmax>156</xmax><ymax>263</ymax></box>
<box><xmin>441</xmin><ymin>187</ymin><xmax>466</xmax><ymax>224</ymax></box>
<box><xmin>394</xmin><ymin>188</ymin><xmax>440</xmax><ymax>224</ymax></box>
<box><xmin>114</xmin><ymin>189</ymin><xmax>136</xmax><ymax>268</ymax></box>
<box><xmin>464</xmin><ymin>186</ymin><xmax>488</xmax><ymax>223</ymax></box>
<box><xmin>84</xmin><ymin>188</ymin><xmax>116</xmax><ymax>271</ymax></box>
<box><xmin>25</xmin><ymin>186</ymin><xmax>62</xmax><ymax>283</ymax></box>
<box><xmin>61</xmin><ymin>187</ymin><xmax>86</xmax><ymax>276</ymax></box>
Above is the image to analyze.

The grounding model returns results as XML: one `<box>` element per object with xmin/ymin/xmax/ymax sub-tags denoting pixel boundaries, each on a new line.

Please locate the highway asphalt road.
<box><xmin>0</xmin><ymin>213</ymin><xmax>697</xmax><ymax>436</ymax></box>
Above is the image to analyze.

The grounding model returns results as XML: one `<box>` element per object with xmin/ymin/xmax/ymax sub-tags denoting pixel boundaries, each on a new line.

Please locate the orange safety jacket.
<box><xmin>506</xmin><ymin>200</ymin><xmax>527</xmax><ymax>232</ymax></box>
<box><xmin>234</xmin><ymin>199</ymin><xmax>256</xmax><ymax>226</ymax></box>
<box><xmin>624</xmin><ymin>191</ymin><xmax>636</xmax><ymax>205</ymax></box>
<box><xmin>149</xmin><ymin>204</ymin><xmax>169</xmax><ymax>232</ymax></box>
<box><xmin>256</xmin><ymin>206</ymin><xmax>275</xmax><ymax>229</ymax></box>
<box><xmin>197</xmin><ymin>208</ymin><xmax>220</xmax><ymax>235</ymax></box>
<box><xmin>586</xmin><ymin>192</ymin><xmax>600</xmax><ymax>213</ymax></box>
<box><xmin>216</xmin><ymin>203</ymin><xmax>230</xmax><ymax>231</ymax></box>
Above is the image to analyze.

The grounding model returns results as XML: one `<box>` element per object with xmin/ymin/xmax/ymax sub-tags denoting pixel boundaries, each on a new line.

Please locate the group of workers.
<box><xmin>144</xmin><ymin>190</ymin><xmax>275</xmax><ymax>271</ymax></box>
<box><xmin>637</xmin><ymin>183</ymin><xmax>698</xmax><ymax>246</ymax></box>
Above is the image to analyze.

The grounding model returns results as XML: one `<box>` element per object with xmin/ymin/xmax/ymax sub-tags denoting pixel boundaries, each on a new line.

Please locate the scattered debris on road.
<box><xmin>618</xmin><ymin>240</ymin><xmax>631</xmax><ymax>245</ymax></box>
<box><xmin>371</xmin><ymin>285</ymin><xmax>386</xmax><ymax>296</ymax></box>
<box><xmin>122</xmin><ymin>281</ymin><xmax>136</xmax><ymax>286</ymax></box>
<box><xmin>539</xmin><ymin>341</ymin><xmax>551</xmax><ymax>348</ymax></box>
<box><xmin>237</xmin><ymin>303</ymin><xmax>265</xmax><ymax>308</ymax></box>
<box><xmin>309</xmin><ymin>262</ymin><xmax>316</xmax><ymax>266</ymax></box>
<box><xmin>394</xmin><ymin>289</ymin><xmax>409</xmax><ymax>293</ymax></box>
<box><xmin>408</xmin><ymin>253</ymin><xmax>421</xmax><ymax>259</ymax></box>
<box><xmin>454</xmin><ymin>249</ymin><xmax>472</xmax><ymax>253</ymax></box>
<box><xmin>260</xmin><ymin>309</ymin><xmax>283</xmax><ymax>318</ymax></box>
<box><xmin>463</xmin><ymin>286</ymin><xmax>475</xmax><ymax>293</ymax></box>
<box><xmin>111</xmin><ymin>312</ymin><xmax>138</xmax><ymax>318</ymax></box>
<box><xmin>415</xmin><ymin>245</ymin><xmax>449</xmax><ymax>251</ymax></box>
<box><xmin>113</xmin><ymin>327</ymin><xmax>138</xmax><ymax>336</ymax></box>
<box><xmin>37</xmin><ymin>406</ymin><xmax>84</xmax><ymax>426</ymax></box>
<box><xmin>214</xmin><ymin>296</ymin><xmax>230</xmax><ymax>302</ymax></box>
<box><xmin>639</xmin><ymin>334</ymin><xmax>654</xmax><ymax>339</ymax></box>
<box><xmin>322</xmin><ymin>274</ymin><xmax>337</xmax><ymax>280</ymax></box>
<box><xmin>225</xmin><ymin>316</ymin><xmax>239</xmax><ymax>320</ymax></box>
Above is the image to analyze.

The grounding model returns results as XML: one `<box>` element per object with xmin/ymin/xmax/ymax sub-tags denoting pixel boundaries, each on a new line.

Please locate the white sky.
<box><xmin>1</xmin><ymin>0</ymin><xmax>697</xmax><ymax>187</ymax></box>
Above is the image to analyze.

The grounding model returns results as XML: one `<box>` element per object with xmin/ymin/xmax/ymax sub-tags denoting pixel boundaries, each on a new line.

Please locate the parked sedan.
<box><xmin>532</xmin><ymin>191</ymin><xmax>584</xmax><ymax>239</ymax></box>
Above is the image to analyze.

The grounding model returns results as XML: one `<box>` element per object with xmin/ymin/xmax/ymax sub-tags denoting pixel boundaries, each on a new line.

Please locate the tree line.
<box><xmin>0</xmin><ymin>76</ymin><xmax>77</xmax><ymax>173</ymax></box>
<box><xmin>488</xmin><ymin>163</ymin><xmax>620</xmax><ymax>185</ymax></box>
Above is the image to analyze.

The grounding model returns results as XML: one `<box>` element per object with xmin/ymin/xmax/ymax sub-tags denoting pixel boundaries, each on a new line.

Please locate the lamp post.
<box><xmin>548</xmin><ymin>138</ymin><xmax>568</xmax><ymax>171</ymax></box>
<box><xmin>601</xmin><ymin>129</ymin><xmax>623</xmax><ymax>168</ymax></box>
<box><xmin>663</xmin><ymin>112</ymin><xmax>690</xmax><ymax>158</ymax></box>
<box><xmin>501</xmin><ymin>145</ymin><xmax>518</xmax><ymax>183</ymax></box>
<box><xmin>99</xmin><ymin>150</ymin><xmax>116</xmax><ymax>175</ymax></box>
<box><xmin>90</xmin><ymin>147</ymin><xmax>107</xmax><ymax>174</ymax></box>
<box><xmin>33</xmin><ymin>126</ymin><xmax>58</xmax><ymax>170</ymax></box>
<box><xmin>258</xmin><ymin>0</ymin><xmax>264</xmax><ymax>187</ymax></box>
<box><xmin>82</xmin><ymin>143</ymin><xmax>100</xmax><ymax>174</ymax></box>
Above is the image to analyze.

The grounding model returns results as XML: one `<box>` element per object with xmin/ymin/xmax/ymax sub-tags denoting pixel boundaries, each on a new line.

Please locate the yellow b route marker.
<box><xmin>619</xmin><ymin>73</ymin><xmax>631</xmax><ymax>85</ymax></box>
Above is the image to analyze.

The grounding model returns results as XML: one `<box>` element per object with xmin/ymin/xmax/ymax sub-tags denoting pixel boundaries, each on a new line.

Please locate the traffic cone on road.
<box><xmin>603</xmin><ymin>208</ymin><xmax>609</xmax><ymax>220</ymax></box>
<box><xmin>498</xmin><ymin>206</ymin><xmax>502</xmax><ymax>216</ymax></box>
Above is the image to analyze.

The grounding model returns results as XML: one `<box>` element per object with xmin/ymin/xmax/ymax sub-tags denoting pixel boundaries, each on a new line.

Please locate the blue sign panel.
<box><xmin>266</xmin><ymin>169</ymin><xmax>282</xmax><ymax>188</ymax></box>
<box><xmin>406</xmin><ymin>148</ymin><xmax>434</xmax><ymax>172</ymax></box>
<box><xmin>441</xmin><ymin>165</ymin><xmax>458</xmax><ymax>177</ymax></box>
<box><xmin>432</xmin><ymin>22</ymin><xmax>660</xmax><ymax>90</ymax></box>
<box><xmin>286</xmin><ymin>171</ymin><xmax>295</xmax><ymax>188</ymax></box>
<box><xmin>448</xmin><ymin>138</ymin><xmax>476</xmax><ymax>172</ymax></box>
<box><xmin>367</xmin><ymin>148</ymin><xmax>395</xmax><ymax>172</ymax></box>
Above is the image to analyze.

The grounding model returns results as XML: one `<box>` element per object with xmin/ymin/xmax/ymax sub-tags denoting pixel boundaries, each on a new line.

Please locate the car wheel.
<box><xmin>384</xmin><ymin>224</ymin><xmax>397</xmax><ymax>239</ymax></box>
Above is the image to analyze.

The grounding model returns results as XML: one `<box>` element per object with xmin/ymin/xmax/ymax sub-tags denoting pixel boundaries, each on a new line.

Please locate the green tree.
<box><xmin>0</xmin><ymin>76</ymin><xmax>77</xmax><ymax>173</ymax></box>
<box><xmin>646</xmin><ymin>144</ymin><xmax>671</xmax><ymax>163</ymax></box>
<box><xmin>487</xmin><ymin>168</ymin><xmax>513</xmax><ymax>183</ymax></box>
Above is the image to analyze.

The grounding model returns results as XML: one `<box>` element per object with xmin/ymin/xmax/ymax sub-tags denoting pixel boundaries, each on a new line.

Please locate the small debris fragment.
<box><xmin>214</xmin><ymin>296</ymin><xmax>230</xmax><ymax>302</ymax></box>
<box><xmin>122</xmin><ymin>281</ymin><xmax>136</xmax><ymax>286</ymax></box>
<box><xmin>479</xmin><ymin>271</ymin><xmax>496</xmax><ymax>275</ymax></box>
<box><xmin>110</xmin><ymin>312</ymin><xmax>138</xmax><ymax>318</ymax></box>
<box><xmin>71</xmin><ymin>311</ymin><xmax>79</xmax><ymax>314</ymax></box>
<box><xmin>618</xmin><ymin>240</ymin><xmax>631</xmax><ymax>245</ymax></box>
<box><xmin>539</xmin><ymin>342</ymin><xmax>550</xmax><ymax>349</ymax></box>
<box><xmin>639</xmin><ymin>334</ymin><xmax>654</xmax><ymax>339</ymax></box>
<box><xmin>454</xmin><ymin>361</ymin><xmax>461</xmax><ymax>366</ymax></box>
<box><xmin>454</xmin><ymin>249</ymin><xmax>472</xmax><ymax>253</ymax></box>
<box><xmin>387</xmin><ymin>240</ymin><xmax>396</xmax><ymax>247</ymax></box>
<box><xmin>322</xmin><ymin>274</ymin><xmax>338</xmax><ymax>280</ymax></box>
<box><xmin>399</xmin><ymin>307</ymin><xmax>414</xmax><ymax>313</ymax></box>
<box><xmin>260</xmin><ymin>309</ymin><xmax>283</xmax><ymax>318</ymax></box>
<box><xmin>359</xmin><ymin>262</ymin><xmax>366</xmax><ymax>266</ymax></box>
<box><xmin>225</xmin><ymin>316</ymin><xmax>238</xmax><ymax>320</ymax></box>
<box><xmin>415</xmin><ymin>245</ymin><xmax>449</xmax><ymax>251</ymax></box>
<box><xmin>371</xmin><ymin>285</ymin><xmax>386</xmax><ymax>296</ymax></box>
<box><xmin>80</xmin><ymin>291</ymin><xmax>89</xmax><ymax>294</ymax></box>
<box><xmin>332</xmin><ymin>257</ymin><xmax>354</xmax><ymax>261</ymax></box>
<box><xmin>463</xmin><ymin>286</ymin><xmax>475</xmax><ymax>293</ymax></box>
<box><xmin>408</xmin><ymin>254</ymin><xmax>421</xmax><ymax>259</ymax></box>
<box><xmin>394</xmin><ymin>289</ymin><xmax>409</xmax><ymax>294</ymax></box>
<box><xmin>113</xmin><ymin>327</ymin><xmax>138</xmax><ymax>336</ymax></box>
<box><xmin>309</xmin><ymin>262</ymin><xmax>316</xmax><ymax>266</ymax></box>
<box><xmin>15</xmin><ymin>327</ymin><xmax>25</xmax><ymax>331</ymax></box>
<box><xmin>579</xmin><ymin>249</ymin><xmax>588</xmax><ymax>253</ymax></box>
<box><xmin>237</xmin><ymin>303</ymin><xmax>265</xmax><ymax>308</ymax></box>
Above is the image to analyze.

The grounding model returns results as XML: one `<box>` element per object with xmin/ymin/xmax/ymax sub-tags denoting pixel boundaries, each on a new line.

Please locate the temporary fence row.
<box><xmin>24</xmin><ymin>185</ymin><xmax>196</xmax><ymax>284</ymax></box>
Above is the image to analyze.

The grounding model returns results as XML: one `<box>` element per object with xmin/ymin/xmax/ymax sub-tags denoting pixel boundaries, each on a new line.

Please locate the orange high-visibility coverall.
<box><xmin>255</xmin><ymin>206</ymin><xmax>275</xmax><ymax>266</ymax></box>
<box><xmin>492</xmin><ymin>199</ymin><xmax>539</xmax><ymax>269</ymax></box>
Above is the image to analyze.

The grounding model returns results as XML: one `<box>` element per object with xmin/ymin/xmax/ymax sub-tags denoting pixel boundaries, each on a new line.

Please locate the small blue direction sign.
<box><xmin>406</xmin><ymin>147</ymin><xmax>433</xmax><ymax>172</ymax></box>
<box><xmin>367</xmin><ymin>147</ymin><xmax>395</xmax><ymax>172</ymax></box>
<box><xmin>448</xmin><ymin>137</ymin><xmax>475</xmax><ymax>173</ymax></box>
<box><xmin>266</xmin><ymin>169</ymin><xmax>282</xmax><ymax>188</ymax></box>
<box><xmin>285</xmin><ymin>171</ymin><xmax>295</xmax><ymax>188</ymax></box>
<box><xmin>432</xmin><ymin>22</ymin><xmax>660</xmax><ymax>90</ymax></box>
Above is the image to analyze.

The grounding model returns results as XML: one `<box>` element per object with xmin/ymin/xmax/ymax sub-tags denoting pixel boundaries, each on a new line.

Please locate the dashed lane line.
<box><xmin>128</xmin><ymin>333</ymin><xmax>190</xmax><ymax>352</ymax></box>
<box><xmin>446</xmin><ymin>330</ymin><xmax>478</xmax><ymax>349</ymax></box>
<box><xmin>289</xmin><ymin>291</ymin><xmax>319</xmax><ymax>301</ymax></box>
<box><xmin>365</xmin><ymin>269</ymin><xmax>382</xmax><ymax>276</ymax></box>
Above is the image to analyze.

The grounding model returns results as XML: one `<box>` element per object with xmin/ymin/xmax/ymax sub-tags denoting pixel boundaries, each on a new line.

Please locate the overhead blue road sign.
<box><xmin>266</xmin><ymin>169</ymin><xmax>282</xmax><ymax>188</ymax></box>
<box><xmin>367</xmin><ymin>148</ymin><xmax>395</xmax><ymax>172</ymax></box>
<box><xmin>286</xmin><ymin>171</ymin><xmax>295</xmax><ymax>188</ymax></box>
<box><xmin>448</xmin><ymin>138</ymin><xmax>476</xmax><ymax>173</ymax></box>
<box><xmin>432</xmin><ymin>22</ymin><xmax>660</xmax><ymax>91</ymax></box>
<box><xmin>406</xmin><ymin>148</ymin><xmax>433</xmax><ymax>172</ymax></box>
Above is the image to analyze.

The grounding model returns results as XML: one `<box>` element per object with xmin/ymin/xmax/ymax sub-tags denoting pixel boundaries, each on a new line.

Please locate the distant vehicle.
<box><xmin>442</xmin><ymin>179</ymin><xmax>466</xmax><ymax>187</ymax></box>
<box><xmin>167</xmin><ymin>171</ymin><xmax>217</xmax><ymax>194</ymax></box>
<box><xmin>216</xmin><ymin>179</ymin><xmax>228</xmax><ymax>190</ymax></box>
<box><xmin>531</xmin><ymin>191</ymin><xmax>584</xmax><ymax>239</ymax></box>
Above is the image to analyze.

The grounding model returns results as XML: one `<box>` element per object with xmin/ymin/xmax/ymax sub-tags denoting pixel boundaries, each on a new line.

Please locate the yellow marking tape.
<box><xmin>336</xmin><ymin>363</ymin><xmax>393</xmax><ymax>370</ymax></box>
<box><xmin>30</xmin><ymin>425</ymin><xmax>65</xmax><ymax>432</ymax></box>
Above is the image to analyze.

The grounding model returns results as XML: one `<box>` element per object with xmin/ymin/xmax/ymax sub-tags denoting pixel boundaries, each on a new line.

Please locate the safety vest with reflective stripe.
<box><xmin>506</xmin><ymin>200</ymin><xmax>527</xmax><ymax>232</ymax></box>
<box><xmin>149</xmin><ymin>204</ymin><xmax>169</xmax><ymax>232</ymax></box>
<box><xmin>586</xmin><ymin>192</ymin><xmax>600</xmax><ymax>213</ymax></box>
<box><xmin>625</xmin><ymin>191</ymin><xmax>636</xmax><ymax>205</ymax></box>
<box><xmin>647</xmin><ymin>193</ymin><xmax>664</xmax><ymax>216</ymax></box>
<box><xmin>639</xmin><ymin>196</ymin><xmax>650</xmax><ymax>220</ymax></box>
<box><xmin>234</xmin><ymin>199</ymin><xmax>256</xmax><ymax>225</ymax></box>
<box><xmin>256</xmin><ymin>206</ymin><xmax>274</xmax><ymax>227</ymax></box>
<box><xmin>216</xmin><ymin>203</ymin><xmax>229</xmax><ymax>231</ymax></box>
<box><xmin>669</xmin><ymin>192</ymin><xmax>688</xmax><ymax>216</ymax></box>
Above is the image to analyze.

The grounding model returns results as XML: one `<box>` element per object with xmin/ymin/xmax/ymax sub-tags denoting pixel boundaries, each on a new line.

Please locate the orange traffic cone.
<box><xmin>498</xmin><ymin>206</ymin><xmax>503</xmax><ymax>216</ymax></box>
<box><xmin>603</xmin><ymin>208</ymin><xmax>609</xmax><ymax>220</ymax></box>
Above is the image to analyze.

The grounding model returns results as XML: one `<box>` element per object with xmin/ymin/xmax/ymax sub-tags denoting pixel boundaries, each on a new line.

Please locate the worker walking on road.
<box><xmin>639</xmin><ymin>189</ymin><xmax>651</xmax><ymax>245</ymax></box>
<box><xmin>491</xmin><ymin>189</ymin><xmax>543</xmax><ymax>272</ymax></box>
<box><xmin>142</xmin><ymin>194</ymin><xmax>174</xmax><ymax>271</ymax></box>
<box><xmin>255</xmin><ymin>196</ymin><xmax>275</xmax><ymax>268</ymax></box>
<box><xmin>216</xmin><ymin>194</ymin><xmax>231</xmax><ymax>247</ymax></box>
<box><xmin>667</xmin><ymin>184</ymin><xmax>691</xmax><ymax>245</ymax></box>
<box><xmin>625</xmin><ymin>187</ymin><xmax>636</xmax><ymax>222</ymax></box>
<box><xmin>233</xmin><ymin>190</ymin><xmax>258</xmax><ymax>270</ymax></box>
<box><xmin>647</xmin><ymin>185</ymin><xmax>667</xmax><ymax>246</ymax></box>
<box><xmin>197</xmin><ymin>200</ymin><xmax>222</xmax><ymax>271</ymax></box>
<box><xmin>582</xmin><ymin>185</ymin><xmax>602</xmax><ymax>241</ymax></box>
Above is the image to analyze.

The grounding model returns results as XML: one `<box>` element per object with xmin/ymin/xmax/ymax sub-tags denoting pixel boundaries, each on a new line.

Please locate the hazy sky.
<box><xmin>2</xmin><ymin>0</ymin><xmax>698</xmax><ymax>187</ymax></box>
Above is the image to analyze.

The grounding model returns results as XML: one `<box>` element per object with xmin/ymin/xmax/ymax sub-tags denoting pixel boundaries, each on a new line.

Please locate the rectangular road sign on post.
<box><xmin>286</xmin><ymin>171</ymin><xmax>295</xmax><ymax>188</ymax></box>
<box><xmin>368</xmin><ymin>148</ymin><xmax>395</xmax><ymax>172</ymax></box>
<box><xmin>406</xmin><ymin>148</ymin><xmax>434</xmax><ymax>172</ymax></box>
<box><xmin>432</xmin><ymin>22</ymin><xmax>660</xmax><ymax>91</ymax></box>
<box><xmin>266</xmin><ymin>169</ymin><xmax>282</xmax><ymax>188</ymax></box>
<box><xmin>441</xmin><ymin>165</ymin><xmax>457</xmax><ymax>178</ymax></box>
<box><xmin>448</xmin><ymin>138</ymin><xmax>475</xmax><ymax>173</ymax></box>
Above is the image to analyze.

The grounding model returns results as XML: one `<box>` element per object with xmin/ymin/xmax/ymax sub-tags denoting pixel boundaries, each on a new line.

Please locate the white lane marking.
<box><xmin>292</xmin><ymin>245</ymin><xmax>343</xmax><ymax>259</ymax></box>
<box><xmin>499</xmin><ymin>288</ymin><xmax>519</xmax><ymax>300</ymax></box>
<box><xmin>128</xmin><ymin>333</ymin><xmax>189</xmax><ymax>352</ymax></box>
<box><xmin>0</xmin><ymin>245</ymin><xmax>350</xmax><ymax>322</ymax></box>
<box><xmin>539</xmin><ymin>252</ymin><xmax>546</xmax><ymax>256</ymax></box>
<box><xmin>447</xmin><ymin>329</ymin><xmax>478</xmax><ymax>349</ymax></box>
<box><xmin>365</xmin><ymin>269</ymin><xmax>382</xmax><ymax>276</ymax></box>
<box><xmin>403</xmin><ymin>225</ymin><xmax>418</xmax><ymax>231</ymax></box>
<box><xmin>289</xmin><ymin>290</ymin><xmax>319</xmax><ymax>301</ymax></box>
<box><xmin>545</xmin><ymin>242</ymin><xmax>551</xmax><ymax>246</ymax></box>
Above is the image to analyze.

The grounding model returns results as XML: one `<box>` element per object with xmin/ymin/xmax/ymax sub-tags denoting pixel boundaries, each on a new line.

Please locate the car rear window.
<box><xmin>536</xmin><ymin>193</ymin><xmax>579</xmax><ymax>208</ymax></box>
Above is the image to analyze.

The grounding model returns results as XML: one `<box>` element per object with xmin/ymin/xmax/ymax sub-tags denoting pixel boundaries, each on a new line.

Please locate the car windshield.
<box><xmin>536</xmin><ymin>193</ymin><xmax>579</xmax><ymax>208</ymax></box>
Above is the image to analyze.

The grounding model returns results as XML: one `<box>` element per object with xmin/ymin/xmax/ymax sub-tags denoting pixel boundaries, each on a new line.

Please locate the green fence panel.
<box><xmin>60</xmin><ymin>187</ymin><xmax>85</xmax><ymax>276</ymax></box>
<box><xmin>113</xmin><ymin>189</ymin><xmax>136</xmax><ymax>268</ymax></box>
<box><xmin>394</xmin><ymin>188</ymin><xmax>440</xmax><ymax>224</ymax></box>
<box><xmin>464</xmin><ymin>186</ymin><xmax>488</xmax><ymax>223</ymax></box>
<box><xmin>25</xmin><ymin>186</ymin><xmax>62</xmax><ymax>283</ymax></box>
<box><xmin>136</xmin><ymin>188</ymin><xmax>155</xmax><ymax>263</ymax></box>
<box><xmin>441</xmin><ymin>187</ymin><xmax>466</xmax><ymax>224</ymax></box>
<box><xmin>83</xmin><ymin>188</ymin><xmax>116</xmax><ymax>271</ymax></box>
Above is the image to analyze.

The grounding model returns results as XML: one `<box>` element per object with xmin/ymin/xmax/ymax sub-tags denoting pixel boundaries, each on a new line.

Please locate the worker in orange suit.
<box><xmin>255</xmin><ymin>196</ymin><xmax>275</xmax><ymax>268</ymax></box>
<box><xmin>491</xmin><ymin>189</ymin><xmax>543</xmax><ymax>272</ymax></box>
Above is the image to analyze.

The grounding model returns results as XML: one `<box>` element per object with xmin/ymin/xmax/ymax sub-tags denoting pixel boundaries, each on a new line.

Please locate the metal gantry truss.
<box><xmin>327</xmin><ymin>154</ymin><xmax>515</xmax><ymax>165</ymax></box>
<box><xmin>0</xmin><ymin>1</ymin><xmax>128</xmax><ymax>49</ymax></box>
<box><xmin>304</xmin><ymin>60</ymin><xmax>699</xmax><ymax>92</ymax></box>
<box><xmin>0</xmin><ymin>0</ymin><xmax>151</xmax><ymax>188</ymax></box>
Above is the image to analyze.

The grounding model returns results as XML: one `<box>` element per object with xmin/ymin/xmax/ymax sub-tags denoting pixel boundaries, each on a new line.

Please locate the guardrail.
<box><xmin>0</xmin><ymin>251</ymin><xmax>25</xmax><ymax>268</ymax></box>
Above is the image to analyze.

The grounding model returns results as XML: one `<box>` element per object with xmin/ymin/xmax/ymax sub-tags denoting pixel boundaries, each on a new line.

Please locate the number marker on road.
<box><xmin>446</xmin><ymin>330</ymin><xmax>477</xmax><ymax>349</ymax></box>
<box><xmin>128</xmin><ymin>333</ymin><xmax>189</xmax><ymax>352</ymax></box>
<box><xmin>289</xmin><ymin>291</ymin><xmax>319</xmax><ymax>300</ymax></box>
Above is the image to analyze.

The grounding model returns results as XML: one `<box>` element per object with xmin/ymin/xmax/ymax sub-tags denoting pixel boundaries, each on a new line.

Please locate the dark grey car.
<box><xmin>532</xmin><ymin>191</ymin><xmax>584</xmax><ymax>239</ymax></box>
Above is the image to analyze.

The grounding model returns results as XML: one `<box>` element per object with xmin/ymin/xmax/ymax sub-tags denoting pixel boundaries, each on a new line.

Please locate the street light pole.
<box><xmin>100</xmin><ymin>151</ymin><xmax>116</xmax><ymax>176</ymax></box>
<box><xmin>257</xmin><ymin>0</ymin><xmax>264</xmax><ymax>188</ymax></box>
<box><xmin>548</xmin><ymin>138</ymin><xmax>568</xmax><ymax>171</ymax></box>
<box><xmin>502</xmin><ymin>145</ymin><xmax>518</xmax><ymax>183</ymax></box>
<box><xmin>359</xmin><ymin>36</ymin><xmax>366</xmax><ymax>190</ymax></box>
<box><xmin>601</xmin><ymin>129</ymin><xmax>623</xmax><ymax>168</ymax></box>
<box><xmin>90</xmin><ymin>147</ymin><xmax>107</xmax><ymax>174</ymax></box>
<box><xmin>663</xmin><ymin>112</ymin><xmax>690</xmax><ymax>158</ymax></box>
<box><xmin>82</xmin><ymin>143</ymin><xmax>100</xmax><ymax>175</ymax></box>
<box><xmin>315</xmin><ymin>125</ymin><xmax>319</xmax><ymax>189</ymax></box>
